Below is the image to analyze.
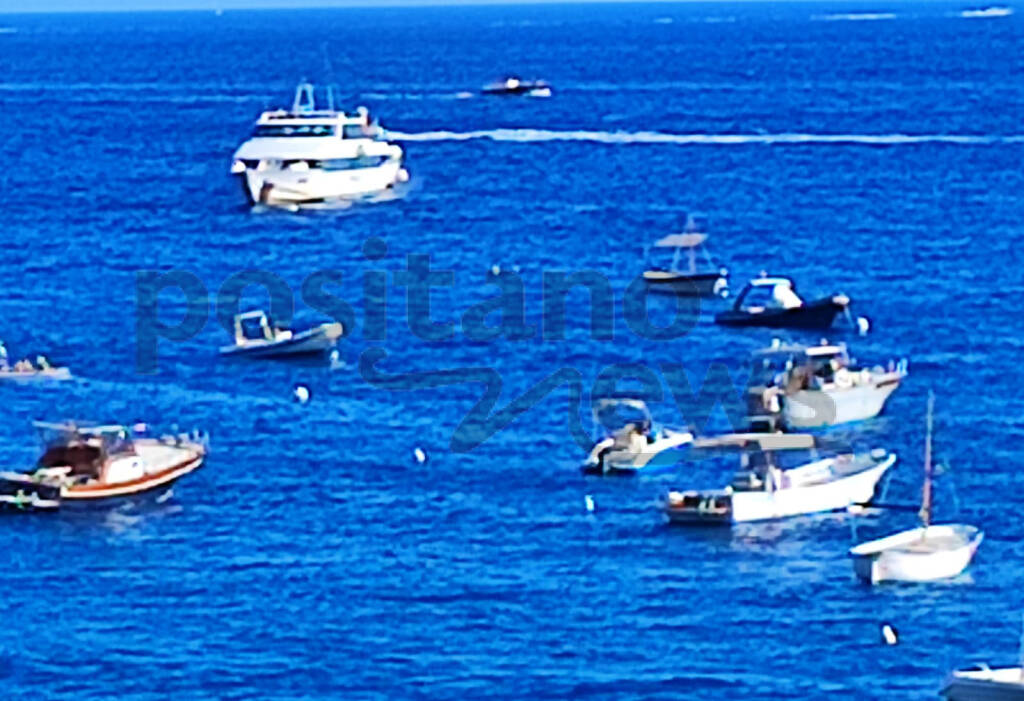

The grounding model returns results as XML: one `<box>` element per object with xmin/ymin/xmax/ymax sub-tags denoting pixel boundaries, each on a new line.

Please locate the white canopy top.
<box><xmin>692</xmin><ymin>432</ymin><xmax>815</xmax><ymax>451</ymax></box>
<box><xmin>653</xmin><ymin>233</ymin><xmax>708</xmax><ymax>248</ymax></box>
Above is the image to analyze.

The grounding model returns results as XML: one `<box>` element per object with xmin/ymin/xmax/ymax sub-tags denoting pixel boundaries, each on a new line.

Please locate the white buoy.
<box><xmin>294</xmin><ymin>385</ymin><xmax>310</xmax><ymax>404</ymax></box>
<box><xmin>584</xmin><ymin>494</ymin><xmax>595</xmax><ymax>513</ymax></box>
<box><xmin>490</xmin><ymin>264</ymin><xmax>501</xmax><ymax>276</ymax></box>
<box><xmin>881</xmin><ymin>623</ymin><xmax>898</xmax><ymax>645</ymax></box>
<box><xmin>414</xmin><ymin>447</ymin><xmax>427</xmax><ymax>464</ymax></box>
<box><xmin>857</xmin><ymin>316</ymin><xmax>871</xmax><ymax>336</ymax></box>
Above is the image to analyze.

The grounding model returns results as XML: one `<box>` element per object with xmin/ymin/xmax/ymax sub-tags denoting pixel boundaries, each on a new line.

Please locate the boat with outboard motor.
<box><xmin>0</xmin><ymin>422</ymin><xmax>207</xmax><ymax>511</ymax></box>
<box><xmin>582</xmin><ymin>398</ymin><xmax>693</xmax><ymax>475</ymax></box>
<box><xmin>849</xmin><ymin>392</ymin><xmax>983</xmax><ymax>584</ymax></box>
<box><xmin>219</xmin><ymin>310</ymin><xmax>343</xmax><ymax>358</ymax></box>
<box><xmin>231</xmin><ymin>82</ymin><xmax>409</xmax><ymax>207</ymax></box>
<box><xmin>482</xmin><ymin>77</ymin><xmax>551</xmax><ymax>97</ymax></box>
<box><xmin>715</xmin><ymin>275</ymin><xmax>855</xmax><ymax>330</ymax></box>
<box><xmin>750</xmin><ymin>340</ymin><xmax>906</xmax><ymax>428</ymax></box>
<box><xmin>0</xmin><ymin>342</ymin><xmax>71</xmax><ymax>382</ymax></box>
<box><xmin>642</xmin><ymin>215</ymin><xmax>729</xmax><ymax>297</ymax></box>
<box><xmin>660</xmin><ymin>432</ymin><xmax>895</xmax><ymax>524</ymax></box>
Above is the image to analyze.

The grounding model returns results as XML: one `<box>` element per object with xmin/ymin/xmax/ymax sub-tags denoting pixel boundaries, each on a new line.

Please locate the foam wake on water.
<box><xmin>812</xmin><ymin>12</ymin><xmax>898</xmax><ymax>21</ymax></box>
<box><xmin>389</xmin><ymin>128</ymin><xmax>1024</xmax><ymax>146</ymax></box>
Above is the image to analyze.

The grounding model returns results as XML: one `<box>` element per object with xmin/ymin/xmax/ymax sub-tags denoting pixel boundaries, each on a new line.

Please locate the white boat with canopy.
<box><xmin>849</xmin><ymin>392</ymin><xmax>983</xmax><ymax>584</ymax></box>
<box><xmin>231</xmin><ymin>83</ymin><xmax>408</xmax><ymax>207</ymax></box>
<box><xmin>582</xmin><ymin>398</ymin><xmax>693</xmax><ymax>475</ymax></box>
<box><xmin>661</xmin><ymin>432</ymin><xmax>895</xmax><ymax>524</ymax></box>
<box><xmin>751</xmin><ymin>340</ymin><xmax>906</xmax><ymax>428</ymax></box>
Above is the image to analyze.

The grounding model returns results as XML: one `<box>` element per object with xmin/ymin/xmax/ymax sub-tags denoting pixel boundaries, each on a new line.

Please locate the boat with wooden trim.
<box><xmin>0</xmin><ymin>422</ymin><xmax>207</xmax><ymax>511</ymax></box>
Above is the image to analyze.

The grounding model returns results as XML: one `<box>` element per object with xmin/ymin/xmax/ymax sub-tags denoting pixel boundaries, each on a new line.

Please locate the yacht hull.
<box><xmin>850</xmin><ymin>524</ymin><xmax>983</xmax><ymax>584</ymax></box>
<box><xmin>715</xmin><ymin>297</ymin><xmax>846</xmax><ymax>329</ymax></box>
<box><xmin>782</xmin><ymin>377</ymin><xmax>901</xmax><ymax>428</ymax></box>
<box><xmin>238</xmin><ymin>161</ymin><xmax>405</xmax><ymax>207</ymax></box>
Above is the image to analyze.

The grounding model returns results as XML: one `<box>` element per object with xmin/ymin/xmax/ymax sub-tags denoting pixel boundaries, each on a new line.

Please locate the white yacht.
<box><xmin>231</xmin><ymin>83</ymin><xmax>408</xmax><ymax>207</ymax></box>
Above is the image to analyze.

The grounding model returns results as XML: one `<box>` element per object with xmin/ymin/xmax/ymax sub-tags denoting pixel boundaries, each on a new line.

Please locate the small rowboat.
<box><xmin>219</xmin><ymin>310</ymin><xmax>343</xmax><ymax>358</ymax></box>
<box><xmin>0</xmin><ymin>421</ymin><xmax>207</xmax><ymax>511</ymax></box>
<box><xmin>849</xmin><ymin>392</ymin><xmax>982</xmax><ymax>584</ymax></box>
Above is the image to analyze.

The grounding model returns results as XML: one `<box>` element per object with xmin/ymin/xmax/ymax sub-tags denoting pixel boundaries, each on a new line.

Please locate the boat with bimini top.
<box><xmin>642</xmin><ymin>214</ymin><xmax>729</xmax><ymax>297</ymax></box>
<box><xmin>660</xmin><ymin>433</ymin><xmax>895</xmax><ymax>525</ymax></box>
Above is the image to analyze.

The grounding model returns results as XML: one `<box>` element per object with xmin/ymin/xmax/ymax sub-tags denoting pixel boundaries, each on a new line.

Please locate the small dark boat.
<box><xmin>482</xmin><ymin>77</ymin><xmax>552</xmax><ymax>97</ymax></box>
<box><xmin>715</xmin><ymin>277</ymin><xmax>851</xmax><ymax>330</ymax></box>
<box><xmin>642</xmin><ymin>217</ymin><xmax>729</xmax><ymax>297</ymax></box>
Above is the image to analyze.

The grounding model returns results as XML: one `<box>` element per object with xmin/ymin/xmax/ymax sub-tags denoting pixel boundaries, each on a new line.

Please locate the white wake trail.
<box><xmin>389</xmin><ymin>128</ymin><xmax>1024</xmax><ymax>146</ymax></box>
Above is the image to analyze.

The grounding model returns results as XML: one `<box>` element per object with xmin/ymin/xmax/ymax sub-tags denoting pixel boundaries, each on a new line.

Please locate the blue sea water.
<box><xmin>1</xmin><ymin>1</ymin><xmax>1024</xmax><ymax>698</ymax></box>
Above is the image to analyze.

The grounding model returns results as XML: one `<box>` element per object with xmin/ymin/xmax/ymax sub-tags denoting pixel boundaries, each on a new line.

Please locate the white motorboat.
<box><xmin>661</xmin><ymin>433</ymin><xmax>895</xmax><ymax>524</ymax></box>
<box><xmin>219</xmin><ymin>310</ymin><xmax>343</xmax><ymax>358</ymax></box>
<box><xmin>642</xmin><ymin>214</ymin><xmax>729</xmax><ymax>297</ymax></box>
<box><xmin>943</xmin><ymin>665</ymin><xmax>1024</xmax><ymax>700</ymax></box>
<box><xmin>482</xmin><ymin>77</ymin><xmax>552</xmax><ymax>97</ymax></box>
<box><xmin>582</xmin><ymin>398</ymin><xmax>693</xmax><ymax>475</ymax></box>
<box><xmin>0</xmin><ymin>422</ymin><xmax>206</xmax><ymax>511</ymax></box>
<box><xmin>0</xmin><ymin>341</ymin><xmax>71</xmax><ymax>382</ymax></box>
<box><xmin>751</xmin><ymin>340</ymin><xmax>906</xmax><ymax>428</ymax></box>
<box><xmin>231</xmin><ymin>83</ymin><xmax>409</xmax><ymax>207</ymax></box>
<box><xmin>849</xmin><ymin>392</ymin><xmax>982</xmax><ymax>584</ymax></box>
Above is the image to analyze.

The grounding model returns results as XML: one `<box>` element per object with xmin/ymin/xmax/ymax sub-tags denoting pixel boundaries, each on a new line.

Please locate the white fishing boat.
<box><xmin>943</xmin><ymin>665</ymin><xmax>1024</xmax><ymax>700</ymax></box>
<box><xmin>849</xmin><ymin>392</ymin><xmax>982</xmax><ymax>584</ymax></box>
<box><xmin>661</xmin><ymin>433</ymin><xmax>895</xmax><ymax>524</ymax></box>
<box><xmin>751</xmin><ymin>340</ymin><xmax>906</xmax><ymax>428</ymax></box>
<box><xmin>642</xmin><ymin>215</ymin><xmax>729</xmax><ymax>297</ymax></box>
<box><xmin>582</xmin><ymin>398</ymin><xmax>693</xmax><ymax>475</ymax></box>
<box><xmin>219</xmin><ymin>310</ymin><xmax>343</xmax><ymax>358</ymax></box>
<box><xmin>231</xmin><ymin>82</ymin><xmax>408</xmax><ymax>207</ymax></box>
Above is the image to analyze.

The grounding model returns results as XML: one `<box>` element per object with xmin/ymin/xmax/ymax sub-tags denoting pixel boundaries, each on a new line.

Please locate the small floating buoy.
<box><xmin>585</xmin><ymin>494</ymin><xmax>595</xmax><ymax>513</ymax></box>
<box><xmin>413</xmin><ymin>447</ymin><xmax>427</xmax><ymax>464</ymax></box>
<box><xmin>490</xmin><ymin>264</ymin><xmax>501</xmax><ymax>276</ymax></box>
<box><xmin>132</xmin><ymin>422</ymin><xmax>148</xmax><ymax>434</ymax></box>
<box><xmin>881</xmin><ymin>623</ymin><xmax>898</xmax><ymax>645</ymax></box>
<box><xmin>294</xmin><ymin>385</ymin><xmax>310</xmax><ymax>404</ymax></box>
<box><xmin>857</xmin><ymin>316</ymin><xmax>871</xmax><ymax>336</ymax></box>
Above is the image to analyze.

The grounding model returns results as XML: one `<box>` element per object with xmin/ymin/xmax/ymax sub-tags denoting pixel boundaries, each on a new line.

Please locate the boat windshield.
<box><xmin>252</xmin><ymin>124</ymin><xmax>336</xmax><ymax>138</ymax></box>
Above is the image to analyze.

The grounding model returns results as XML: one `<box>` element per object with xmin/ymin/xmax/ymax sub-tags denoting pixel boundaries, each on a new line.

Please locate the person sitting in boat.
<box><xmin>773</xmin><ymin>283</ymin><xmax>803</xmax><ymax>309</ymax></box>
<box><xmin>13</xmin><ymin>359</ymin><xmax>33</xmax><ymax>373</ymax></box>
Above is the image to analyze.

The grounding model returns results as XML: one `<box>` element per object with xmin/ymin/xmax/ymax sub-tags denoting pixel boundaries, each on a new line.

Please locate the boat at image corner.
<box><xmin>943</xmin><ymin>664</ymin><xmax>1024</xmax><ymax>700</ymax></box>
<box><xmin>849</xmin><ymin>392</ymin><xmax>983</xmax><ymax>584</ymax></box>
<box><xmin>750</xmin><ymin>340</ymin><xmax>907</xmax><ymax>428</ymax></box>
<box><xmin>715</xmin><ymin>275</ymin><xmax>855</xmax><ymax>330</ymax></box>
<box><xmin>0</xmin><ymin>422</ymin><xmax>207</xmax><ymax>511</ymax></box>
<box><xmin>660</xmin><ymin>432</ymin><xmax>895</xmax><ymax>525</ymax></box>
<box><xmin>582</xmin><ymin>397</ymin><xmax>693</xmax><ymax>475</ymax></box>
<box><xmin>219</xmin><ymin>310</ymin><xmax>343</xmax><ymax>358</ymax></box>
<box><xmin>0</xmin><ymin>341</ymin><xmax>71</xmax><ymax>382</ymax></box>
<box><xmin>642</xmin><ymin>215</ymin><xmax>729</xmax><ymax>297</ymax></box>
<box><xmin>230</xmin><ymin>82</ymin><xmax>409</xmax><ymax>208</ymax></box>
<box><xmin>481</xmin><ymin>77</ymin><xmax>552</xmax><ymax>97</ymax></box>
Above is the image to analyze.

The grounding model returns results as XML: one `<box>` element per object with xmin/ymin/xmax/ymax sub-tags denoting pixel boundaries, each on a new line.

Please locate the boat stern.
<box><xmin>661</xmin><ymin>490</ymin><xmax>733</xmax><ymax>525</ymax></box>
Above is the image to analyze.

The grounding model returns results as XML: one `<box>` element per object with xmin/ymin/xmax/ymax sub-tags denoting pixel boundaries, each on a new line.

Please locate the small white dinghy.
<box><xmin>219</xmin><ymin>310</ymin><xmax>343</xmax><ymax>358</ymax></box>
<box><xmin>849</xmin><ymin>392</ymin><xmax>982</xmax><ymax>584</ymax></box>
<box><xmin>582</xmin><ymin>398</ymin><xmax>693</xmax><ymax>475</ymax></box>
<box><xmin>0</xmin><ymin>342</ymin><xmax>71</xmax><ymax>382</ymax></box>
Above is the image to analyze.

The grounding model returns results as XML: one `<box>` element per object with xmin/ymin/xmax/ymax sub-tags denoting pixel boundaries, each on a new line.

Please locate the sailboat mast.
<box><xmin>919</xmin><ymin>391</ymin><xmax>935</xmax><ymax>528</ymax></box>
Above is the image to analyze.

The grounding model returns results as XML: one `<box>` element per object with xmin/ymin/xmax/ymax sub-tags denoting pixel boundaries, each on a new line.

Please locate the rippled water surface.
<box><xmin>2</xmin><ymin>2</ymin><xmax>1024</xmax><ymax>698</ymax></box>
